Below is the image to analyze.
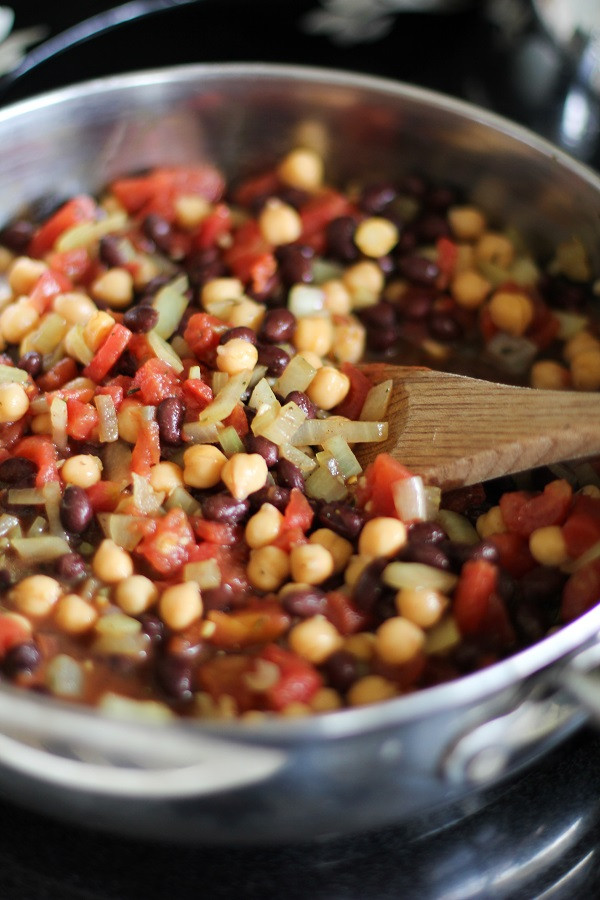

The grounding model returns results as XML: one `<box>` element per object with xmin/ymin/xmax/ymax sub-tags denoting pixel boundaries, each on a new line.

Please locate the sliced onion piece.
<box><xmin>315</xmin><ymin>450</ymin><xmax>341</xmax><ymax>478</ymax></box>
<box><xmin>0</xmin><ymin>514</ymin><xmax>19</xmax><ymax>536</ymax></box>
<box><xmin>146</xmin><ymin>330</ymin><xmax>184</xmax><ymax>373</ymax></box>
<box><xmin>132</xmin><ymin>473</ymin><xmax>164</xmax><ymax>515</ymax></box>
<box><xmin>65</xmin><ymin>324</ymin><xmax>94</xmax><ymax>365</ymax></box>
<box><xmin>22</xmin><ymin>312</ymin><xmax>68</xmax><ymax>356</ymax></box>
<box><xmin>0</xmin><ymin>364</ymin><xmax>29</xmax><ymax>384</ymax></box>
<box><xmin>291</xmin><ymin>417</ymin><xmax>388</xmax><ymax>446</ymax></box>
<box><xmin>254</xmin><ymin>401</ymin><xmax>306</xmax><ymax>446</ymax></box>
<box><xmin>275</xmin><ymin>355</ymin><xmax>317</xmax><ymax>398</ymax></box>
<box><xmin>211</xmin><ymin>371</ymin><xmax>229</xmax><ymax>395</ymax></box>
<box><xmin>44</xmin><ymin>480</ymin><xmax>69</xmax><ymax>540</ymax></box>
<box><xmin>382</xmin><ymin>561</ymin><xmax>458</xmax><ymax>593</ymax></box>
<box><xmin>280</xmin><ymin>443</ymin><xmax>318</xmax><ymax>476</ymax></box>
<box><xmin>164</xmin><ymin>486</ymin><xmax>202</xmax><ymax>515</ymax></box>
<box><xmin>94</xmin><ymin>393</ymin><xmax>119</xmax><ymax>443</ymax></box>
<box><xmin>424</xmin><ymin>615</ymin><xmax>461</xmax><ymax>654</ymax></box>
<box><xmin>151</xmin><ymin>275</ymin><xmax>189</xmax><ymax>340</ymax></box>
<box><xmin>182</xmin><ymin>421</ymin><xmax>221</xmax><ymax>444</ymax></box>
<box><xmin>359</xmin><ymin>379</ymin><xmax>393</xmax><ymax>422</ymax></box>
<box><xmin>97</xmin><ymin>512</ymin><xmax>146</xmax><ymax>550</ymax></box>
<box><xmin>197</xmin><ymin>369</ymin><xmax>252</xmax><ymax>425</ymax></box>
<box><xmin>322</xmin><ymin>435</ymin><xmax>362</xmax><ymax>479</ymax></box>
<box><xmin>249</xmin><ymin>377</ymin><xmax>280</xmax><ymax>411</ymax></box>
<box><xmin>288</xmin><ymin>284</ymin><xmax>325</xmax><ymax>317</ymax></box>
<box><xmin>7</xmin><ymin>488</ymin><xmax>45</xmax><ymax>506</ymax></box>
<box><xmin>50</xmin><ymin>396</ymin><xmax>68</xmax><ymax>452</ymax></box>
<box><xmin>102</xmin><ymin>440</ymin><xmax>133</xmax><ymax>486</ymax></box>
<box><xmin>183</xmin><ymin>558</ymin><xmax>221</xmax><ymax>589</ymax></box>
<box><xmin>392</xmin><ymin>475</ymin><xmax>428</xmax><ymax>522</ymax></box>
<box><xmin>45</xmin><ymin>654</ymin><xmax>85</xmax><ymax>698</ymax></box>
<box><xmin>218</xmin><ymin>425</ymin><xmax>245</xmax><ymax>457</ymax></box>
<box><xmin>304</xmin><ymin>465</ymin><xmax>348</xmax><ymax>502</ymax></box>
<box><xmin>436</xmin><ymin>509</ymin><xmax>479</xmax><ymax>544</ymax></box>
<box><xmin>11</xmin><ymin>535</ymin><xmax>71</xmax><ymax>561</ymax></box>
<box><xmin>26</xmin><ymin>516</ymin><xmax>47</xmax><ymax>537</ymax></box>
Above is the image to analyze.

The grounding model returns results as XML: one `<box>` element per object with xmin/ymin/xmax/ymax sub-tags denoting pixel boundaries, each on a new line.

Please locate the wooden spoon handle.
<box><xmin>357</xmin><ymin>364</ymin><xmax>600</xmax><ymax>489</ymax></box>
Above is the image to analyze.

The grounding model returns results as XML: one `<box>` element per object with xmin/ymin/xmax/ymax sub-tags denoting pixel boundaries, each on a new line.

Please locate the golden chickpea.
<box><xmin>530</xmin><ymin>359</ymin><xmax>571</xmax><ymax>390</ymax></box>
<box><xmin>201</xmin><ymin>277</ymin><xmax>244</xmax><ymax>308</ymax></box>
<box><xmin>354</xmin><ymin>217</ymin><xmax>399</xmax><ymax>258</ymax></box>
<box><xmin>342</xmin><ymin>260</ymin><xmax>385</xmax><ymax>307</ymax></box>
<box><xmin>450</xmin><ymin>270</ymin><xmax>491</xmax><ymax>309</ymax></box>
<box><xmin>488</xmin><ymin>290</ymin><xmax>534</xmax><ymax>336</ymax></box>
<box><xmin>53</xmin><ymin>291</ymin><xmax>97</xmax><ymax>324</ymax></box>
<box><xmin>375</xmin><ymin>616</ymin><xmax>425</xmax><ymax>665</ymax></box>
<box><xmin>310</xmin><ymin>687</ymin><xmax>343</xmax><ymax>712</ymax></box>
<box><xmin>277</xmin><ymin>148</ymin><xmax>324</xmax><ymax>191</ymax></box>
<box><xmin>448</xmin><ymin>206</ymin><xmax>487</xmax><ymax>241</ymax></box>
<box><xmin>347</xmin><ymin>674</ymin><xmax>397</xmax><ymax>706</ymax></box>
<box><xmin>221</xmin><ymin>452</ymin><xmax>268</xmax><ymax>500</ymax></box>
<box><xmin>91</xmin><ymin>267</ymin><xmax>134</xmax><ymax>309</ymax></box>
<box><xmin>11</xmin><ymin>574</ymin><xmax>62</xmax><ymax>617</ymax></box>
<box><xmin>247</xmin><ymin>545</ymin><xmax>290</xmax><ymax>592</ymax></box>
<box><xmin>322</xmin><ymin>279</ymin><xmax>352</xmax><ymax>316</ymax></box>
<box><xmin>115</xmin><ymin>575</ymin><xmax>159</xmax><ymax>615</ymax></box>
<box><xmin>476</xmin><ymin>232</ymin><xmax>515</xmax><ymax>268</ymax></box>
<box><xmin>0</xmin><ymin>298</ymin><xmax>39</xmax><ymax>343</ymax></box>
<box><xmin>0</xmin><ymin>382</ymin><xmax>29</xmax><ymax>423</ymax></box>
<box><xmin>174</xmin><ymin>194</ymin><xmax>211</xmax><ymax>229</ymax></box>
<box><xmin>293</xmin><ymin>315</ymin><xmax>334</xmax><ymax>357</ymax></box>
<box><xmin>149</xmin><ymin>461</ymin><xmax>184</xmax><ymax>494</ymax></box>
<box><xmin>309</xmin><ymin>528</ymin><xmax>353</xmax><ymax>574</ymax></box>
<box><xmin>563</xmin><ymin>330</ymin><xmax>600</xmax><ymax>364</ymax></box>
<box><xmin>258</xmin><ymin>199</ymin><xmax>302</xmax><ymax>246</ymax></box>
<box><xmin>8</xmin><ymin>256</ymin><xmax>47</xmax><ymax>294</ymax></box>
<box><xmin>395</xmin><ymin>586</ymin><xmax>448</xmax><ymax>628</ymax></box>
<box><xmin>570</xmin><ymin>348</ymin><xmax>600</xmax><ymax>391</ymax></box>
<box><xmin>227</xmin><ymin>297</ymin><xmax>265</xmax><ymax>331</ymax></box>
<box><xmin>83</xmin><ymin>310</ymin><xmax>116</xmax><ymax>351</ymax></box>
<box><xmin>289</xmin><ymin>543</ymin><xmax>335</xmax><ymax>585</ymax></box>
<box><xmin>358</xmin><ymin>517</ymin><xmax>407</xmax><ymax>557</ymax></box>
<box><xmin>529</xmin><ymin>525</ymin><xmax>570</xmax><ymax>567</ymax></box>
<box><xmin>331</xmin><ymin>319</ymin><xmax>366</xmax><ymax>364</ymax></box>
<box><xmin>343</xmin><ymin>554</ymin><xmax>373</xmax><ymax>589</ymax></box>
<box><xmin>216</xmin><ymin>337</ymin><xmax>259</xmax><ymax>375</ymax></box>
<box><xmin>61</xmin><ymin>453</ymin><xmax>103</xmax><ymax>488</ymax></box>
<box><xmin>183</xmin><ymin>444</ymin><xmax>227</xmax><ymax>489</ymax></box>
<box><xmin>306</xmin><ymin>366</ymin><xmax>350</xmax><ymax>410</ymax></box>
<box><xmin>344</xmin><ymin>631</ymin><xmax>376</xmax><ymax>662</ymax></box>
<box><xmin>92</xmin><ymin>539</ymin><xmax>134</xmax><ymax>583</ymax></box>
<box><xmin>30</xmin><ymin>412</ymin><xmax>51</xmax><ymax>435</ymax></box>
<box><xmin>245</xmin><ymin>503</ymin><xmax>284</xmax><ymax>549</ymax></box>
<box><xmin>288</xmin><ymin>615</ymin><xmax>343</xmax><ymax>664</ymax></box>
<box><xmin>476</xmin><ymin>505</ymin><xmax>507</xmax><ymax>538</ymax></box>
<box><xmin>54</xmin><ymin>593</ymin><xmax>98</xmax><ymax>634</ymax></box>
<box><xmin>159</xmin><ymin>582</ymin><xmax>203</xmax><ymax>631</ymax></box>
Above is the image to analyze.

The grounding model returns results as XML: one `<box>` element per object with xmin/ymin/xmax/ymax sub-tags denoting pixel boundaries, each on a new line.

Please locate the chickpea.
<box><xmin>322</xmin><ymin>279</ymin><xmax>352</xmax><ymax>316</ymax></box>
<box><xmin>91</xmin><ymin>267</ymin><xmax>134</xmax><ymax>309</ymax></box>
<box><xmin>342</xmin><ymin>260</ymin><xmax>385</xmax><ymax>307</ymax></box>
<box><xmin>258</xmin><ymin>198</ymin><xmax>302</xmax><ymax>245</ymax></box>
<box><xmin>310</xmin><ymin>687</ymin><xmax>343</xmax><ymax>712</ymax></box>
<box><xmin>245</xmin><ymin>503</ymin><xmax>283</xmax><ymax>549</ymax></box>
<box><xmin>92</xmin><ymin>539</ymin><xmax>134</xmax><ymax>583</ymax></box>
<box><xmin>53</xmin><ymin>291</ymin><xmax>97</xmax><ymax>325</ymax></box>
<box><xmin>61</xmin><ymin>453</ymin><xmax>103</xmax><ymax>488</ymax></box>
<box><xmin>450</xmin><ymin>270</ymin><xmax>491</xmax><ymax>309</ymax></box>
<box><xmin>83</xmin><ymin>310</ymin><xmax>116</xmax><ymax>351</ymax></box>
<box><xmin>331</xmin><ymin>319</ymin><xmax>366</xmax><ymax>364</ymax></box>
<box><xmin>347</xmin><ymin>674</ymin><xmax>397</xmax><ymax>706</ymax></box>
<box><xmin>358</xmin><ymin>517</ymin><xmax>407</xmax><ymax>557</ymax></box>
<box><xmin>395</xmin><ymin>586</ymin><xmax>448</xmax><ymax>628</ymax></box>
<box><xmin>277</xmin><ymin>148</ymin><xmax>324</xmax><ymax>191</ymax></box>
<box><xmin>447</xmin><ymin>206</ymin><xmax>487</xmax><ymax>241</ymax></box>
<box><xmin>309</xmin><ymin>528</ymin><xmax>353</xmax><ymax>574</ymax></box>
<box><xmin>375</xmin><ymin>616</ymin><xmax>425</xmax><ymax>665</ymax></box>
<box><xmin>343</xmin><ymin>554</ymin><xmax>373</xmax><ymax>590</ymax></box>
<box><xmin>159</xmin><ymin>582</ymin><xmax>202</xmax><ymax>631</ymax></box>
<box><xmin>30</xmin><ymin>412</ymin><xmax>51</xmax><ymax>434</ymax></box>
<box><xmin>530</xmin><ymin>359</ymin><xmax>571</xmax><ymax>390</ymax></box>
<box><xmin>563</xmin><ymin>330</ymin><xmax>600</xmax><ymax>364</ymax></box>
<box><xmin>570</xmin><ymin>348</ymin><xmax>600</xmax><ymax>391</ymax></box>
<box><xmin>0</xmin><ymin>382</ymin><xmax>29</xmax><ymax>423</ymax></box>
<box><xmin>183</xmin><ymin>444</ymin><xmax>227</xmax><ymax>489</ymax></box>
<box><xmin>11</xmin><ymin>574</ymin><xmax>62</xmax><ymax>618</ymax></box>
<box><xmin>8</xmin><ymin>256</ymin><xmax>47</xmax><ymax>294</ymax></box>
<box><xmin>247</xmin><ymin>545</ymin><xmax>290</xmax><ymax>592</ymax></box>
<box><xmin>487</xmin><ymin>290</ymin><xmax>534</xmax><ymax>337</ymax></box>
<box><xmin>290</xmin><ymin>543</ymin><xmax>335</xmax><ymax>585</ymax></box>
<box><xmin>221</xmin><ymin>452</ymin><xmax>268</xmax><ymax>500</ymax></box>
<box><xmin>306</xmin><ymin>366</ymin><xmax>350</xmax><ymax>410</ymax></box>
<box><xmin>476</xmin><ymin>505</ymin><xmax>507</xmax><ymax>538</ymax></box>
<box><xmin>201</xmin><ymin>278</ymin><xmax>244</xmax><ymax>308</ymax></box>
<box><xmin>529</xmin><ymin>525</ymin><xmax>570</xmax><ymax>567</ymax></box>
<box><xmin>344</xmin><ymin>631</ymin><xmax>376</xmax><ymax>662</ymax></box>
<box><xmin>227</xmin><ymin>297</ymin><xmax>265</xmax><ymax>331</ymax></box>
<box><xmin>293</xmin><ymin>315</ymin><xmax>334</xmax><ymax>357</ymax></box>
<box><xmin>0</xmin><ymin>298</ymin><xmax>39</xmax><ymax>343</ymax></box>
<box><xmin>149</xmin><ymin>461</ymin><xmax>184</xmax><ymax>494</ymax></box>
<box><xmin>174</xmin><ymin>194</ymin><xmax>211</xmax><ymax>229</ymax></box>
<box><xmin>115</xmin><ymin>575</ymin><xmax>159</xmax><ymax>615</ymax></box>
<box><xmin>476</xmin><ymin>232</ymin><xmax>515</xmax><ymax>268</ymax></box>
<box><xmin>354</xmin><ymin>217</ymin><xmax>399</xmax><ymax>258</ymax></box>
<box><xmin>54</xmin><ymin>593</ymin><xmax>98</xmax><ymax>634</ymax></box>
<box><xmin>216</xmin><ymin>337</ymin><xmax>259</xmax><ymax>375</ymax></box>
<box><xmin>288</xmin><ymin>615</ymin><xmax>343</xmax><ymax>664</ymax></box>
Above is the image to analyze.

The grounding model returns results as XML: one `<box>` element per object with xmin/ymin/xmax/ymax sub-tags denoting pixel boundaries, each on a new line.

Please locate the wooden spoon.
<box><xmin>356</xmin><ymin>363</ymin><xmax>600</xmax><ymax>490</ymax></box>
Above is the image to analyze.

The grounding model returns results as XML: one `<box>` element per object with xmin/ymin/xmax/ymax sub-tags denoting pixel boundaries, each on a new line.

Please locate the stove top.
<box><xmin>1</xmin><ymin>2</ymin><xmax>600</xmax><ymax>897</ymax></box>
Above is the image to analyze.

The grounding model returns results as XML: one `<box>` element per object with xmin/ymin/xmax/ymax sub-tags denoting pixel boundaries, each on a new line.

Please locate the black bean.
<box><xmin>403</xmin><ymin>542</ymin><xmax>450</xmax><ymax>570</ymax></box>
<box><xmin>138</xmin><ymin>275</ymin><xmax>171</xmax><ymax>300</ymax></box>
<box><xmin>0</xmin><ymin>457</ymin><xmax>37</xmax><ymax>484</ymax></box>
<box><xmin>0</xmin><ymin>219</ymin><xmax>34</xmax><ymax>254</ymax></box>
<box><xmin>281</xmin><ymin>586</ymin><xmax>328</xmax><ymax>618</ymax></box>
<box><xmin>324</xmin><ymin>649</ymin><xmax>360</xmax><ymax>692</ymax></box>
<box><xmin>250</xmin><ymin>484</ymin><xmax>291</xmax><ymax>513</ymax></box>
<box><xmin>396</xmin><ymin>289</ymin><xmax>434</xmax><ymax>321</ymax></box>
<box><xmin>122</xmin><ymin>305</ymin><xmax>159</xmax><ymax>334</ymax></box>
<box><xmin>142</xmin><ymin>214</ymin><xmax>173</xmax><ymax>253</ymax></box>
<box><xmin>60</xmin><ymin>485</ymin><xmax>93</xmax><ymax>533</ymax></box>
<box><xmin>156</xmin><ymin>397</ymin><xmax>185</xmax><ymax>446</ymax></box>
<box><xmin>202</xmin><ymin>584</ymin><xmax>235</xmax><ymax>611</ymax></box>
<box><xmin>17</xmin><ymin>351</ymin><xmax>43</xmax><ymax>378</ymax></box>
<box><xmin>55</xmin><ymin>552</ymin><xmax>87</xmax><ymax>583</ymax></box>
<box><xmin>275</xmin><ymin>244</ymin><xmax>314</xmax><ymax>285</ymax></box>
<box><xmin>202</xmin><ymin>493</ymin><xmax>250</xmax><ymax>524</ymax></box>
<box><xmin>277</xmin><ymin>187</ymin><xmax>311</xmax><ymax>209</ymax></box>
<box><xmin>326</xmin><ymin>216</ymin><xmax>359</xmax><ymax>262</ymax></box>
<box><xmin>0</xmin><ymin>568</ymin><xmax>11</xmax><ymax>591</ymax></box>
<box><xmin>114</xmin><ymin>349</ymin><xmax>138</xmax><ymax>378</ymax></box>
<box><xmin>442</xmin><ymin>540</ymin><xmax>500</xmax><ymax>569</ymax></box>
<box><xmin>140</xmin><ymin>613</ymin><xmax>166</xmax><ymax>645</ymax></box>
<box><xmin>243</xmin><ymin>433</ymin><xmax>279</xmax><ymax>468</ymax></box>
<box><xmin>400</xmin><ymin>173</ymin><xmax>428</xmax><ymax>199</ymax></box>
<box><xmin>257</xmin><ymin>344</ymin><xmax>290</xmax><ymax>377</ymax></box>
<box><xmin>155</xmin><ymin>656</ymin><xmax>193</xmax><ymax>702</ymax></box>
<box><xmin>259</xmin><ymin>308</ymin><xmax>296</xmax><ymax>343</ymax></box>
<box><xmin>247</xmin><ymin>273</ymin><xmax>282</xmax><ymax>305</ymax></box>
<box><xmin>359</xmin><ymin>183</ymin><xmax>397</xmax><ymax>215</ymax></box>
<box><xmin>414</xmin><ymin>213</ymin><xmax>451</xmax><ymax>242</ymax></box>
<box><xmin>397</xmin><ymin>254</ymin><xmax>440</xmax><ymax>285</ymax></box>
<box><xmin>186</xmin><ymin>247</ymin><xmax>226</xmax><ymax>287</ymax></box>
<box><xmin>99</xmin><ymin>234</ymin><xmax>128</xmax><ymax>268</ymax></box>
<box><xmin>319</xmin><ymin>502</ymin><xmax>365</xmax><ymax>541</ymax></box>
<box><xmin>428</xmin><ymin>311</ymin><xmax>463</xmax><ymax>342</ymax></box>
<box><xmin>425</xmin><ymin>185</ymin><xmax>457</xmax><ymax>211</ymax></box>
<box><xmin>276</xmin><ymin>459</ymin><xmax>305</xmax><ymax>492</ymax></box>
<box><xmin>359</xmin><ymin>301</ymin><xmax>397</xmax><ymax>330</ymax></box>
<box><xmin>219</xmin><ymin>326</ymin><xmax>257</xmax><ymax>345</ymax></box>
<box><xmin>2</xmin><ymin>641</ymin><xmax>41</xmax><ymax>677</ymax></box>
<box><xmin>352</xmin><ymin>558</ymin><xmax>388</xmax><ymax>613</ymax></box>
<box><xmin>284</xmin><ymin>390</ymin><xmax>316</xmax><ymax>419</ymax></box>
<box><xmin>408</xmin><ymin>521</ymin><xmax>447</xmax><ymax>544</ymax></box>
<box><xmin>516</xmin><ymin>566</ymin><xmax>566</xmax><ymax>606</ymax></box>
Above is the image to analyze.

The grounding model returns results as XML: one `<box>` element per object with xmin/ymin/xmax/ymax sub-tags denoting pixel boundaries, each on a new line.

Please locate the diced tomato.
<box><xmin>488</xmin><ymin>531</ymin><xmax>536</xmax><ymax>578</ymax></box>
<box><xmin>110</xmin><ymin>166</ymin><xmax>225</xmax><ymax>221</ymax></box>
<box><xmin>299</xmin><ymin>189</ymin><xmax>354</xmax><ymax>246</ymax></box>
<box><xmin>182</xmin><ymin>377</ymin><xmax>213</xmax><ymax>413</ymax></box>
<box><xmin>132</xmin><ymin>357</ymin><xmax>182</xmax><ymax>405</ymax></box>
<box><xmin>192</xmin><ymin>203</ymin><xmax>232</xmax><ymax>249</ymax></box>
<box><xmin>135</xmin><ymin>508</ymin><xmax>194</xmax><ymax>576</ymax></box>
<box><xmin>183</xmin><ymin>312</ymin><xmax>225</xmax><ymax>363</ymax></box>
<box><xmin>223</xmin><ymin>220</ymin><xmax>277</xmax><ymax>294</ymax></box>
<box><xmin>47</xmin><ymin>247</ymin><xmax>93</xmax><ymax>282</ymax></box>
<box><xmin>282</xmin><ymin>488</ymin><xmax>314</xmax><ymax>533</ymax></box>
<box><xmin>324</xmin><ymin>590</ymin><xmax>372</xmax><ymax>635</ymax></box>
<box><xmin>561</xmin><ymin>559</ymin><xmax>600</xmax><ymax>622</ymax></box>
<box><xmin>436</xmin><ymin>236</ymin><xmax>459</xmax><ymax>285</ymax></box>
<box><xmin>36</xmin><ymin>357</ymin><xmax>79</xmax><ymax>392</ymax></box>
<box><xmin>258</xmin><ymin>644</ymin><xmax>323</xmax><ymax>711</ymax></box>
<box><xmin>499</xmin><ymin>479</ymin><xmax>572</xmax><ymax>538</ymax></box>
<box><xmin>222</xmin><ymin>402</ymin><xmax>249</xmax><ymax>437</ymax></box>
<box><xmin>479</xmin><ymin>304</ymin><xmax>498</xmax><ymax>344</ymax></box>
<box><xmin>94</xmin><ymin>380</ymin><xmax>127</xmax><ymax>410</ymax></box>
<box><xmin>193</xmin><ymin>519</ymin><xmax>242</xmax><ymax>546</ymax></box>
<box><xmin>0</xmin><ymin>614</ymin><xmax>32</xmax><ymax>656</ymax></box>
<box><xmin>28</xmin><ymin>269</ymin><xmax>73</xmax><ymax>313</ymax></box>
<box><xmin>83</xmin><ymin>324</ymin><xmax>132</xmax><ymax>383</ymax></box>
<box><xmin>66</xmin><ymin>398</ymin><xmax>99</xmax><ymax>441</ymax></box>
<box><xmin>357</xmin><ymin>453</ymin><xmax>413</xmax><ymax>517</ymax></box>
<box><xmin>131</xmin><ymin>419</ymin><xmax>161</xmax><ymax>476</ymax></box>
<box><xmin>196</xmin><ymin>654</ymin><xmax>256</xmax><ymax>712</ymax></box>
<box><xmin>13</xmin><ymin>435</ymin><xmax>59</xmax><ymax>487</ymax></box>
<box><xmin>562</xmin><ymin>494</ymin><xmax>600</xmax><ymax>557</ymax></box>
<box><xmin>207</xmin><ymin>602</ymin><xmax>291</xmax><ymax>649</ymax></box>
<box><xmin>86</xmin><ymin>480</ymin><xmax>121</xmax><ymax>513</ymax></box>
<box><xmin>453</xmin><ymin>559</ymin><xmax>500</xmax><ymax>635</ymax></box>
<box><xmin>232</xmin><ymin>170</ymin><xmax>281</xmax><ymax>208</ymax></box>
<box><xmin>28</xmin><ymin>195</ymin><xmax>97</xmax><ymax>258</ymax></box>
<box><xmin>332</xmin><ymin>362</ymin><xmax>373</xmax><ymax>420</ymax></box>
<box><xmin>272</xmin><ymin>526</ymin><xmax>308</xmax><ymax>552</ymax></box>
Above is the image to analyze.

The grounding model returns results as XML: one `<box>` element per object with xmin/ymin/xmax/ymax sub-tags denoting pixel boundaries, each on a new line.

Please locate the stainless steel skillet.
<box><xmin>0</xmin><ymin>62</ymin><xmax>599</xmax><ymax>844</ymax></box>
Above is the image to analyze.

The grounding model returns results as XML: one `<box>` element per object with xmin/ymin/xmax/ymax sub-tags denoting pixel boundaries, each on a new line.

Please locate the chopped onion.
<box><xmin>11</xmin><ymin>535</ymin><xmax>71</xmax><ymax>561</ymax></box>
<box><xmin>249</xmin><ymin>377</ymin><xmax>279</xmax><ymax>411</ymax></box>
<box><xmin>392</xmin><ymin>475</ymin><xmax>428</xmax><ymax>522</ymax></box>
<box><xmin>197</xmin><ymin>369</ymin><xmax>252</xmax><ymax>425</ymax></box>
<box><xmin>151</xmin><ymin>275</ymin><xmax>189</xmax><ymax>340</ymax></box>
<box><xmin>92</xmin><ymin>632</ymin><xmax>149</xmax><ymax>659</ymax></box>
<box><xmin>291</xmin><ymin>417</ymin><xmax>388</xmax><ymax>446</ymax></box>
<box><xmin>164</xmin><ymin>486</ymin><xmax>202</xmax><ymax>515</ymax></box>
<box><xmin>211</xmin><ymin>371</ymin><xmax>229</xmax><ymax>394</ymax></box>
<box><xmin>132</xmin><ymin>473</ymin><xmax>164</xmax><ymax>514</ymax></box>
<box><xmin>50</xmin><ymin>395</ymin><xmax>68</xmax><ymax>452</ymax></box>
<box><xmin>55</xmin><ymin>211</ymin><xmax>128</xmax><ymax>253</ymax></box>
<box><xmin>322</xmin><ymin>435</ymin><xmax>362</xmax><ymax>478</ymax></box>
<box><xmin>0</xmin><ymin>514</ymin><xmax>19</xmax><ymax>536</ymax></box>
<box><xmin>95</xmin><ymin>613</ymin><xmax>142</xmax><ymax>636</ymax></box>
<box><xmin>436</xmin><ymin>509</ymin><xmax>479</xmax><ymax>544</ymax></box>
<box><xmin>304</xmin><ymin>465</ymin><xmax>348</xmax><ymax>501</ymax></box>
<box><xmin>94</xmin><ymin>393</ymin><xmax>119</xmax><ymax>443</ymax></box>
<box><xmin>382</xmin><ymin>561</ymin><xmax>458</xmax><ymax>593</ymax></box>
<box><xmin>188</xmin><ymin>365</ymin><xmax>202</xmax><ymax>380</ymax></box>
<box><xmin>254</xmin><ymin>401</ymin><xmax>306</xmax><ymax>446</ymax></box>
<box><xmin>182</xmin><ymin>421</ymin><xmax>221</xmax><ymax>444</ymax></box>
<box><xmin>45</xmin><ymin>654</ymin><xmax>84</xmax><ymax>698</ymax></box>
<box><xmin>202</xmin><ymin>298</ymin><xmax>234</xmax><ymax>320</ymax></box>
<box><xmin>22</xmin><ymin>312</ymin><xmax>68</xmax><ymax>356</ymax></box>
<box><xmin>424</xmin><ymin>615</ymin><xmax>461</xmax><ymax>654</ymax></box>
<box><xmin>65</xmin><ymin>324</ymin><xmax>94</xmax><ymax>365</ymax></box>
<box><xmin>102</xmin><ymin>440</ymin><xmax>133</xmax><ymax>486</ymax></box>
<box><xmin>0</xmin><ymin>364</ymin><xmax>29</xmax><ymax>384</ymax></box>
<box><xmin>315</xmin><ymin>450</ymin><xmax>341</xmax><ymax>478</ymax></box>
<box><xmin>275</xmin><ymin>355</ymin><xmax>317</xmax><ymax>397</ymax></box>
<box><xmin>26</xmin><ymin>516</ymin><xmax>47</xmax><ymax>537</ymax></box>
<box><xmin>288</xmin><ymin>284</ymin><xmax>325</xmax><ymax>317</ymax></box>
<box><xmin>280</xmin><ymin>443</ymin><xmax>318</xmax><ymax>476</ymax></box>
<box><xmin>484</xmin><ymin>333</ymin><xmax>537</xmax><ymax>375</ymax></box>
<box><xmin>424</xmin><ymin>485</ymin><xmax>442</xmax><ymax>519</ymax></box>
<box><xmin>359</xmin><ymin>380</ymin><xmax>393</xmax><ymax>422</ymax></box>
<box><xmin>218</xmin><ymin>425</ymin><xmax>245</xmax><ymax>457</ymax></box>
<box><xmin>7</xmin><ymin>488</ymin><xmax>44</xmax><ymax>506</ymax></box>
<box><xmin>97</xmin><ymin>512</ymin><xmax>146</xmax><ymax>550</ymax></box>
<box><xmin>146</xmin><ymin>330</ymin><xmax>184</xmax><ymax>373</ymax></box>
<box><xmin>98</xmin><ymin>693</ymin><xmax>174</xmax><ymax>722</ymax></box>
<box><xmin>554</xmin><ymin>310</ymin><xmax>588</xmax><ymax>340</ymax></box>
<box><xmin>311</xmin><ymin>258</ymin><xmax>344</xmax><ymax>283</ymax></box>
<box><xmin>183</xmin><ymin>558</ymin><xmax>221</xmax><ymax>589</ymax></box>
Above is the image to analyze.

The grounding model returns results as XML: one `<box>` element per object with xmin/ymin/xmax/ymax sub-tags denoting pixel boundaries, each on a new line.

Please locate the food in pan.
<box><xmin>0</xmin><ymin>147</ymin><xmax>597</xmax><ymax>720</ymax></box>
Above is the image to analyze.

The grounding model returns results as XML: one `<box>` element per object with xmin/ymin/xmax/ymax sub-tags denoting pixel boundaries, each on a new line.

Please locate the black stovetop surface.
<box><xmin>2</xmin><ymin>2</ymin><xmax>600</xmax><ymax>897</ymax></box>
